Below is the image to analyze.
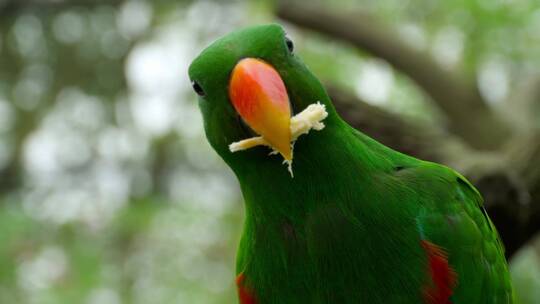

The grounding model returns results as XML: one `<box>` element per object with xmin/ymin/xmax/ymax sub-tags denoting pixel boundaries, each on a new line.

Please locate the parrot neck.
<box><xmin>231</xmin><ymin>119</ymin><xmax>421</xmax><ymax>302</ymax></box>
<box><xmin>236</xmin><ymin>120</ymin><xmax>388</xmax><ymax>222</ymax></box>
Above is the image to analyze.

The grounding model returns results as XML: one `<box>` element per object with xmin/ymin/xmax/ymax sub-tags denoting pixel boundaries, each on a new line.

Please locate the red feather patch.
<box><xmin>236</xmin><ymin>272</ymin><xmax>258</xmax><ymax>304</ymax></box>
<box><xmin>421</xmin><ymin>240</ymin><xmax>457</xmax><ymax>304</ymax></box>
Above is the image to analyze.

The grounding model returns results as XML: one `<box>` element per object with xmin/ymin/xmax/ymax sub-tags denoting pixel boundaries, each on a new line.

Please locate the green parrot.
<box><xmin>188</xmin><ymin>24</ymin><xmax>514</xmax><ymax>304</ymax></box>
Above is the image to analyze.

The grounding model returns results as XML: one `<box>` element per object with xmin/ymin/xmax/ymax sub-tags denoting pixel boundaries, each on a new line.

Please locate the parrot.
<box><xmin>187</xmin><ymin>24</ymin><xmax>514</xmax><ymax>304</ymax></box>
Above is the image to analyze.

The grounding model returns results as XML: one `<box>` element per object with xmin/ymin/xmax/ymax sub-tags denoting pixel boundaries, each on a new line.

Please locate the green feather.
<box><xmin>189</xmin><ymin>24</ymin><xmax>514</xmax><ymax>304</ymax></box>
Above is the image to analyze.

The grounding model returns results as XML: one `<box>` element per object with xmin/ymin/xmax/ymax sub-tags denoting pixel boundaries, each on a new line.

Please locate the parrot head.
<box><xmin>188</xmin><ymin>24</ymin><xmax>337</xmax><ymax>173</ymax></box>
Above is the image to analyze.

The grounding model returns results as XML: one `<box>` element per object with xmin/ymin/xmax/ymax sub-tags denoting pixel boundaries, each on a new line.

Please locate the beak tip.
<box><xmin>278</xmin><ymin>144</ymin><xmax>292</xmax><ymax>161</ymax></box>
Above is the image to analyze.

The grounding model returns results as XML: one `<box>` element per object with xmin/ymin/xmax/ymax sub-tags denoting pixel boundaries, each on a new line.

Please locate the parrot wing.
<box><xmin>406</xmin><ymin>163</ymin><xmax>514</xmax><ymax>304</ymax></box>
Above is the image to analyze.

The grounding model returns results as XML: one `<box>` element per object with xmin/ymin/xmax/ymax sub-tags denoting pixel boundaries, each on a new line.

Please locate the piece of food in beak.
<box><xmin>229</xmin><ymin>102</ymin><xmax>328</xmax><ymax>177</ymax></box>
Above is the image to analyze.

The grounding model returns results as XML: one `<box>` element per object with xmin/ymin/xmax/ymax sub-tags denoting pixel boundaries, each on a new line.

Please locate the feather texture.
<box><xmin>237</xmin><ymin>273</ymin><xmax>258</xmax><ymax>304</ymax></box>
<box><xmin>421</xmin><ymin>240</ymin><xmax>457</xmax><ymax>304</ymax></box>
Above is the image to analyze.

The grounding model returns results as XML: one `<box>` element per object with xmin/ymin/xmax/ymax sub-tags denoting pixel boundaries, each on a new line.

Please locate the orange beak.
<box><xmin>229</xmin><ymin>58</ymin><xmax>292</xmax><ymax>160</ymax></box>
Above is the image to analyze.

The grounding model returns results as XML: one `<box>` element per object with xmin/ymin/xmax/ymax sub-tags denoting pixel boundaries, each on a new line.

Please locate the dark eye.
<box><xmin>285</xmin><ymin>36</ymin><xmax>294</xmax><ymax>53</ymax></box>
<box><xmin>191</xmin><ymin>80</ymin><xmax>205</xmax><ymax>97</ymax></box>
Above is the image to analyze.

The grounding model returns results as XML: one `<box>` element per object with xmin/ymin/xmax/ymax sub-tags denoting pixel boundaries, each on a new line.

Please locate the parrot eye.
<box><xmin>191</xmin><ymin>80</ymin><xmax>205</xmax><ymax>97</ymax></box>
<box><xmin>285</xmin><ymin>36</ymin><xmax>294</xmax><ymax>53</ymax></box>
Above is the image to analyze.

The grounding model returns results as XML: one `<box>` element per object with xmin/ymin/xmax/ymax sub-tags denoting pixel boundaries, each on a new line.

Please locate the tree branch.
<box><xmin>326</xmin><ymin>84</ymin><xmax>450</xmax><ymax>163</ymax></box>
<box><xmin>276</xmin><ymin>0</ymin><xmax>513</xmax><ymax>150</ymax></box>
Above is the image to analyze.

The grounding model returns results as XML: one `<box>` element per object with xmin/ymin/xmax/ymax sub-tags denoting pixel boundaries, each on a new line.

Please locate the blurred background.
<box><xmin>0</xmin><ymin>0</ymin><xmax>540</xmax><ymax>303</ymax></box>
